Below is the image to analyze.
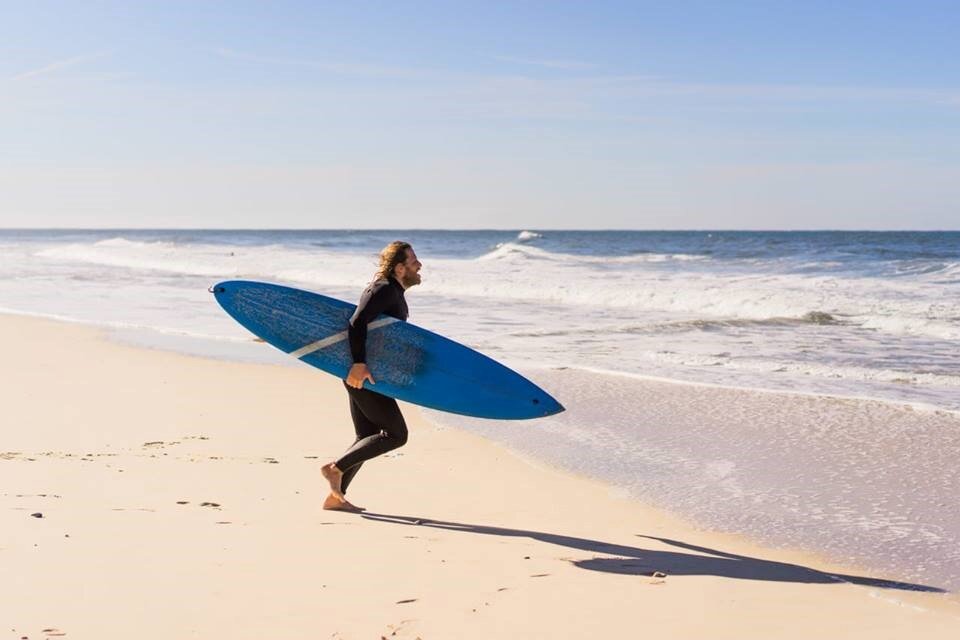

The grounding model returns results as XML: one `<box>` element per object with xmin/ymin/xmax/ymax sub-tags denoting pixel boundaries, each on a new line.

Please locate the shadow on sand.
<box><xmin>359</xmin><ymin>512</ymin><xmax>946</xmax><ymax>593</ymax></box>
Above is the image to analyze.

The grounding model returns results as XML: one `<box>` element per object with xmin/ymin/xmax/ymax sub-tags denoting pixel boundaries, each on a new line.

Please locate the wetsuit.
<box><xmin>335</xmin><ymin>277</ymin><xmax>409</xmax><ymax>494</ymax></box>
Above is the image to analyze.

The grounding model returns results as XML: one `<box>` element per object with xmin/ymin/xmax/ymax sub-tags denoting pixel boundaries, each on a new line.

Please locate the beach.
<box><xmin>4</xmin><ymin>314</ymin><xmax>960</xmax><ymax>638</ymax></box>
<box><xmin>6</xmin><ymin>0</ymin><xmax>960</xmax><ymax>633</ymax></box>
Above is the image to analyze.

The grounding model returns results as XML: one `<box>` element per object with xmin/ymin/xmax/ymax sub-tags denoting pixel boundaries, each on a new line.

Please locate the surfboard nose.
<box><xmin>209</xmin><ymin>280</ymin><xmax>233</xmax><ymax>297</ymax></box>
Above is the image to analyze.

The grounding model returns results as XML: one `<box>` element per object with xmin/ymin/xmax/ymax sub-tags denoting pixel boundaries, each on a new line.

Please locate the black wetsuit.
<box><xmin>335</xmin><ymin>277</ymin><xmax>409</xmax><ymax>494</ymax></box>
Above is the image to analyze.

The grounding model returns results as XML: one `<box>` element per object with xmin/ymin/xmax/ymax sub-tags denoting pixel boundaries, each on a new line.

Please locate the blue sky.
<box><xmin>1</xmin><ymin>1</ymin><xmax>958</xmax><ymax>229</ymax></box>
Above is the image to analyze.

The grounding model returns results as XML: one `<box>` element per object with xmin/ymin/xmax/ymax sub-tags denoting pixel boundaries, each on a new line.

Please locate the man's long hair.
<box><xmin>373</xmin><ymin>241</ymin><xmax>412</xmax><ymax>282</ymax></box>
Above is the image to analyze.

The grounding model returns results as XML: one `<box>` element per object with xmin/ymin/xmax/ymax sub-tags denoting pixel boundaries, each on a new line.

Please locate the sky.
<box><xmin>1</xmin><ymin>0</ymin><xmax>958</xmax><ymax>229</ymax></box>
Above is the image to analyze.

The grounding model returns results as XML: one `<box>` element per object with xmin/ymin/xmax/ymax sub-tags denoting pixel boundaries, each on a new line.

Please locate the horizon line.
<box><xmin>2</xmin><ymin>226</ymin><xmax>959</xmax><ymax>233</ymax></box>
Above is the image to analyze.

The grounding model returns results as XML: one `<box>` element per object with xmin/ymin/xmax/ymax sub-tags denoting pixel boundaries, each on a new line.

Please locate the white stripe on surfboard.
<box><xmin>288</xmin><ymin>317</ymin><xmax>399</xmax><ymax>359</ymax></box>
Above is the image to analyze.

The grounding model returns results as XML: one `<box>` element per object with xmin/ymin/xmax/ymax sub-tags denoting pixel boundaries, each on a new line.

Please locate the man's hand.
<box><xmin>346</xmin><ymin>363</ymin><xmax>375</xmax><ymax>389</ymax></box>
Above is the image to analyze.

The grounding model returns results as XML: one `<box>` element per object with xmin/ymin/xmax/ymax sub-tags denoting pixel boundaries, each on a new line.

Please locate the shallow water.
<box><xmin>427</xmin><ymin>367</ymin><xmax>960</xmax><ymax>593</ymax></box>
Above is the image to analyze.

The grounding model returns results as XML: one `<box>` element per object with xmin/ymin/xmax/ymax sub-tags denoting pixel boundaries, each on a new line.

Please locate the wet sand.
<box><xmin>431</xmin><ymin>365</ymin><xmax>960</xmax><ymax>592</ymax></box>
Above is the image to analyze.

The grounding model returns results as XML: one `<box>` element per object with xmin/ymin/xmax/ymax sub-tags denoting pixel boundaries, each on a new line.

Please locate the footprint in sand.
<box><xmin>382</xmin><ymin>619</ymin><xmax>417</xmax><ymax>637</ymax></box>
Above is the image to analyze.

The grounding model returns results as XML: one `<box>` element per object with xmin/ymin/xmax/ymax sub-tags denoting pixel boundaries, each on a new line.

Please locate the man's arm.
<box><xmin>346</xmin><ymin>282</ymin><xmax>394</xmax><ymax>387</ymax></box>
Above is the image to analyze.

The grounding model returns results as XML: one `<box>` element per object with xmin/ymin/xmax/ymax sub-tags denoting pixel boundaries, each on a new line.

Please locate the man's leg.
<box><xmin>339</xmin><ymin>390</ymin><xmax>381</xmax><ymax>494</ymax></box>
<box><xmin>321</xmin><ymin>385</ymin><xmax>380</xmax><ymax>509</ymax></box>
<box><xmin>335</xmin><ymin>386</ymin><xmax>408</xmax><ymax>481</ymax></box>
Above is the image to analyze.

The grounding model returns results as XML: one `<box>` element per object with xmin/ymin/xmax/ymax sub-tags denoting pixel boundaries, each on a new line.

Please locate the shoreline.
<box><xmin>4</xmin><ymin>314</ymin><xmax>960</xmax><ymax>637</ymax></box>
<box><xmin>3</xmin><ymin>307</ymin><xmax>958</xmax><ymax>419</ymax></box>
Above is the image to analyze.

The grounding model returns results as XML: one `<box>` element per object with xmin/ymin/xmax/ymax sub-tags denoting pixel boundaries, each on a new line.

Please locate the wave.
<box><xmin>543</xmin><ymin>365</ymin><xmax>960</xmax><ymax>416</ymax></box>
<box><xmin>887</xmin><ymin>260</ymin><xmax>960</xmax><ymax>278</ymax></box>
<box><xmin>36</xmin><ymin>238</ymin><xmax>239</xmax><ymax>277</ymax></box>
<box><xmin>34</xmin><ymin>237</ymin><xmax>375</xmax><ymax>285</ymax></box>
<box><xmin>509</xmin><ymin>312</ymin><xmax>844</xmax><ymax>338</ymax></box>
<box><xmin>516</xmin><ymin>230</ymin><xmax>542</xmax><ymax>242</ymax></box>
<box><xmin>633</xmin><ymin>311</ymin><xmax>844</xmax><ymax>332</ymax></box>
<box><xmin>30</xmin><ymin>237</ymin><xmax>960</xmax><ymax>342</ymax></box>
<box><xmin>641</xmin><ymin>351</ymin><xmax>960</xmax><ymax>390</ymax></box>
<box><xmin>479</xmin><ymin>243</ymin><xmax>555</xmax><ymax>261</ymax></box>
<box><xmin>927</xmin><ymin>262</ymin><xmax>960</xmax><ymax>283</ymax></box>
<box><xmin>859</xmin><ymin>315</ymin><xmax>960</xmax><ymax>341</ymax></box>
<box><xmin>429</xmin><ymin>253</ymin><xmax>960</xmax><ymax>341</ymax></box>
<box><xmin>94</xmin><ymin>237</ymin><xmax>174</xmax><ymax>249</ymax></box>
<box><xmin>476</xmin><ymin>242</ymin><xmax>708</xmax><ymax>264</ymax></box>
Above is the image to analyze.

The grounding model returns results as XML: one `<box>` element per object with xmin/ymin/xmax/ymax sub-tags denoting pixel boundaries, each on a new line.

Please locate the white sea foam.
<box><xmin>478</xmin><ymin>242</ymin><xmax>554</xmax><ymax>261</ymax></box>
<box><xmin>95</xmin><ymin>237</ymin><xmax>173</xmax><ymax>249</ymax></box>
<box><xmin>37</xmin><ymin>239</ymin><xmax>242</xmax><ymax>278</ymax></box>
<box><xmin>477</xmin><ymin>241</ymin><xmax>707</xmax><ymax>264</ymax></box>
<box><xmin>31</xmin><ymin>236</ymin><xmax>960</xmax><ymax>345</ymax></box>
<box><xmin>429</xmin><ymin>259</ymin><xmax>960</xmax><ymax>342</ymax></box>
<box><xmin>860</xmin><ymin>314</ymin><xmax>960</xmax><ymax>340</ymax></box>
<box><xmin>524</xmin><ymin>363</ymin><xmax>960</xmax><ymax>417</ymax></box>
<box><xmin>933</xmin><ymin>261</ymin><xmax>960</xmax><ymax>279</ymax></box>
<box><xmin>642</xmin><ymin>351</ymin><xmax>960</xmax><ymax>390</ymax></box>
<box><xmin>35</xmin><ymin>237</ymin><xmax>378</xmax><ymax>288</ymax></box>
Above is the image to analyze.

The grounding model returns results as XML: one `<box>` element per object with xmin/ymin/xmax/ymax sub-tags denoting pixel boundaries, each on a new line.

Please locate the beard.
<box><xmin>401</xmin><ymin>271</ymin><xmax>421</xmax><ymax>288</ymax></box>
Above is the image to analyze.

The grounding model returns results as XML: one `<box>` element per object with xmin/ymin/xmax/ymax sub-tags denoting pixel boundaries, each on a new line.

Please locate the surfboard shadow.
<box><xmin>358</xmin><ymin>512</ymin><xmax>947</xmax><ymax>593</ymax></box>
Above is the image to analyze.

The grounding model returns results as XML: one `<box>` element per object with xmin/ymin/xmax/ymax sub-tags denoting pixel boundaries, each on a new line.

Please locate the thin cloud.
<box><xmin>633</xmin><ymin>80</ymin><xmax>960</xmax><ymax>109</ymax></box>
<box><xmin>11</xmin><ymin>51</ymin><xmax>111</xmax><ymax>81</ymax></box>
<box><xmin>492</xmin><ymin>54</ymin><xmax>597</xmax><ymax>71</ymax></box>
<box><xmin>498</xmin><ymin>73</ymin><xmax>960</xmax><ymax>108</ymax></box>
<box><xmin>213</xmin><ymin>47</ymin><xmax>429</xmax><ymax>79</ymax></box>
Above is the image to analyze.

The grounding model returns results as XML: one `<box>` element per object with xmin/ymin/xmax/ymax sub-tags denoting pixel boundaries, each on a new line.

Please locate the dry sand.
<box><xmin>3</xmin><ymin>315</ymin><xmax>959</xmax><ymax>639</ymax></box>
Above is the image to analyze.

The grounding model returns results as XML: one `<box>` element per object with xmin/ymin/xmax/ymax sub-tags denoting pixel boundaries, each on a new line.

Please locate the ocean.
<box><xmin>2</xmin><ymin>229</ymin><xmax>959</xmax><ymax>591</ymax></box>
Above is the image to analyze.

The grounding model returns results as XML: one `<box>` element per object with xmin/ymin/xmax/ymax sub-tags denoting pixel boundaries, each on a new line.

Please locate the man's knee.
<box><xmin>377</xmin><ymin>422</ymin><xmax>407</xmax><ymax>449</ymax></box>
<box><xmin>387</xmin><ymin>410</ymin><xmax>408</xmax><ymax>448</ymax></box>
<box><xmin>385</xmin><ymin>423</ymin><xmax>408</xmax><ymax>448</ymax></box>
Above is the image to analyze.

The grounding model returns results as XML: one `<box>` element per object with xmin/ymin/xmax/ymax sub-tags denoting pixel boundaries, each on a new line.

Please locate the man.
<box><xmin>320</xmin><ymin>241</ymin><xmax>422</xmax><ymax>511</ymax></box>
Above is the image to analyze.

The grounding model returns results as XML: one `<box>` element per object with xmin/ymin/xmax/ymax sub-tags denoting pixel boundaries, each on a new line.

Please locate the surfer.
<box><xmin>321</xmin><ymin>241</ymin><xmax>422</xmax><ymax>511</ymax></box>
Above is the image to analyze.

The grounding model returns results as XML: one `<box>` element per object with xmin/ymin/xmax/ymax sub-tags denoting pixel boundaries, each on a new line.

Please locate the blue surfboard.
<box><xmin>212</xmin><ymin>280</ymin><xmax>564</xmax><ymax>420</ymax></box>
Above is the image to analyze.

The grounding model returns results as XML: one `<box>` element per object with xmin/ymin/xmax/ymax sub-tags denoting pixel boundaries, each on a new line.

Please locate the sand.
<box><xmin>3</xmin><ymin>314</ymin><xmax>959</xmax><ymax>639</ymax></box>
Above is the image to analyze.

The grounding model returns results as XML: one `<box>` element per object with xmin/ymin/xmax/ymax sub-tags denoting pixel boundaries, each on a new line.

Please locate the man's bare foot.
<box><xmin>320</xmin><ymin>462</ymin><xmax>344</xmax><ymax>499</ymax></box>
<box><xmin>323</xmin><ymin>493</ymin><xmax>364</xmax><ymax>512</ymax></box>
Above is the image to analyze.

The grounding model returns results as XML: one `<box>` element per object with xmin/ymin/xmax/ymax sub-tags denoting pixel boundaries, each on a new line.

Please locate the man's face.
<box><xmin>395</xmin><ymin>248</ymin><xmax>422</xmax><ymax>288</ymax></box>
